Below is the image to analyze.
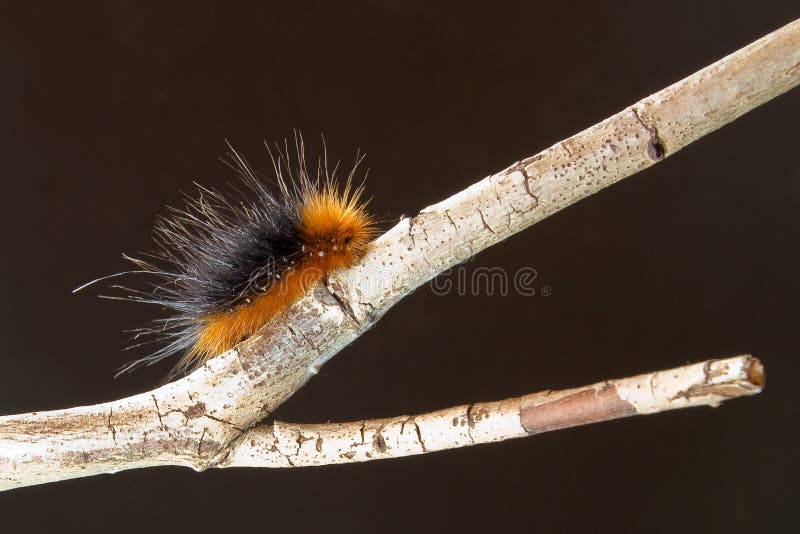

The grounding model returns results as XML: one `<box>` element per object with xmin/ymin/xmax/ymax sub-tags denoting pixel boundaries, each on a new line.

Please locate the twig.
<box><xmin>221</xmin><ymin>355</ymin><xmax>764</xmax><ymax>467</ymax></box>
<box><xmin>0</xmin><ymin>18</ymin><xmax>797</xmax><ymax>491</ymax></box>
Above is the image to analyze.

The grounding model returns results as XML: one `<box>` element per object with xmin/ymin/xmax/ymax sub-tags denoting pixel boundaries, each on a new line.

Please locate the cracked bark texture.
<box><xmin>0</xmin><ymin>18</ymin><xmax>797</xmax><ymax>491</ymax></box>
<box><xmin>220</xmin><ymin>355</ymin><xmax>764</xmax><ymax>467</ymax></box>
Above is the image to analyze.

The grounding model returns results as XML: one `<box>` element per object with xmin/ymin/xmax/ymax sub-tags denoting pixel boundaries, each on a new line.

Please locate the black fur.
<box><xmin>111</xmin><ymin>147</ymin><xmax>308</xmax><ymax>378</ymax></box>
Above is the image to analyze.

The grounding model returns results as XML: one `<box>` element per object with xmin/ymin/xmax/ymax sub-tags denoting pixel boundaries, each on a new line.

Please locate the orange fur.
<box><xmin>180</xmin><ymin>181</ymin><xmax>375</xmax><ymax>369</ymax></box>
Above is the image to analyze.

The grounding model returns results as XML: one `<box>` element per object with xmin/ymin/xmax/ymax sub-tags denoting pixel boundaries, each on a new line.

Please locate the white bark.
<box><xmin>222</xmin><ymin>355</ymin><xmax>764</xmax><ymax>468</ymax></box>
<box><xmin>1</xmin><ymin>18</ymin><xmax>797</xmax><ymax>491</ymax></box>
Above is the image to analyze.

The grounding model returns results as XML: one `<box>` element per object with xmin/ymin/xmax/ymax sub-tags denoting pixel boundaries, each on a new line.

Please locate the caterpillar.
<box><xmin>81</xmin><ymin>139</ymin><xmax>376</xmax><ymax>380</ymax></box>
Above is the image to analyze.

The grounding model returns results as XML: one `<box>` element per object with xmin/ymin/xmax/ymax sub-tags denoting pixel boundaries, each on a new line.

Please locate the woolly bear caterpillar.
<box><xmin>78</xmin><ymin>137</ymin><xmax>376</xmax><ymax>381</ymax></box>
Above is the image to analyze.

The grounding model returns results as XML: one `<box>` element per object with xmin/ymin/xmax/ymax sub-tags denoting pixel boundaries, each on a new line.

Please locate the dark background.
<box><xmin>0</xmin><ymin>2</ymin><xmax>798</xmax><ymax>532</ymax></box>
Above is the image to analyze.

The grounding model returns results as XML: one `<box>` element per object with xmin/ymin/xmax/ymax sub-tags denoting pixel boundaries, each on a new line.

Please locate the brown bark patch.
<box><xmin>185</xmin><ymin>402</ymin><xmax>206</xmax><ymax>419</ymax></box>
<box><xmin>520</xmin><ymin>386</ymin><xmax>635</xmax><ymax>434</ymax></box>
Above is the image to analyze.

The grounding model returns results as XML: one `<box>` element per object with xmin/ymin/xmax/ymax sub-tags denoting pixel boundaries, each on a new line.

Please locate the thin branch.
<box><xmin>220</xmin><ymin>355</ymin><xmax>765</xmax><ymax>467</ymax></box>
<box><xmin>1</xmin><ymin>19</ymin><xmax>797</xmax><ymax>491</ymax></box>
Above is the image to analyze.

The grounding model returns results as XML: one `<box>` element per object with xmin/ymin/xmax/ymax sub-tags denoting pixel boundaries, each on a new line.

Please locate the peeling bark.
<box><xmin>0</xmin><ymin>18</ymin><xmax>796</xmax><ymax>491</ymax></box>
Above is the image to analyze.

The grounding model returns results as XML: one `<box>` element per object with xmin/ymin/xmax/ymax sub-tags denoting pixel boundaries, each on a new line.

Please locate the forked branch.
<box><xmin>1</xmin><ymin>18</ymin><xmax>797</xmax><ymax>491</ymax></box>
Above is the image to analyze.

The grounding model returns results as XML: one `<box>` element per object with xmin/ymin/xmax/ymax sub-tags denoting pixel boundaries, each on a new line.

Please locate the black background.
<box><xmin>1</xmin><ymin>2</ymin><xmax>798</xmax><ymax>532</ymax></box>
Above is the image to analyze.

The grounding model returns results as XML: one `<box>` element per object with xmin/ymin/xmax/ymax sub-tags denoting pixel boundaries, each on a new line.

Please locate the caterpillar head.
<box><xmin>297</xmin><ymin>183</ymin><xmax>375</xmax><ymax>272</ymax></box>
